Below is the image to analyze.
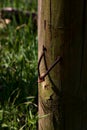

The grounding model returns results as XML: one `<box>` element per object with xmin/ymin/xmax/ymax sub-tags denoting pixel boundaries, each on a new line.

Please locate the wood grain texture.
<box><xmin>38</xmin><ymin>0</ymin><xmax>64</xmax><ymax>130</ymax></box>
<box><xmin>61</xmin><ymin>0</ymin><xmax>87</xmax><ymax>130</ymax></box>
<box><xmin>38</xmin><ymin>0</ymin><xmax>87</xmax><ymax>129</ymax></box>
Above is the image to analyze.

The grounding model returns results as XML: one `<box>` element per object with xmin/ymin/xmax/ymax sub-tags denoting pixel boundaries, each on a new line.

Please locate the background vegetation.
<box><xmin>0</xmin><ymin>0</ymin><xmax>38</xmax><ymax>129</ymax></box>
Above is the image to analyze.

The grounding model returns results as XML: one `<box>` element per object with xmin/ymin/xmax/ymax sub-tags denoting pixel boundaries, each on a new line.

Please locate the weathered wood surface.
<box><xmin>38</xmin><ymin>0</ymin><xmax>64</xmax><ymax>129</ymax></box>
<box><xmin>38</xmin><ymin>0</ymin><xmax>87</xmax><ymax>130</ymax></box>
<box><xmin>62</xmin><ymin>0</ymin><xmax>87</xmax><ymax>130</ymax></box>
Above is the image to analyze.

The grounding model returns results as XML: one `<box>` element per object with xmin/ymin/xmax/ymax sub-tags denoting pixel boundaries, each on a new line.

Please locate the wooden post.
<box><xmin>38</xmin><ymin>0</ymin><xmax>64</xmax><ymax>129</ymax></box>
<box><xmin>38</xmin><ymin>0</ymin><xmax>87</xmax><ymax>130</ymax></box>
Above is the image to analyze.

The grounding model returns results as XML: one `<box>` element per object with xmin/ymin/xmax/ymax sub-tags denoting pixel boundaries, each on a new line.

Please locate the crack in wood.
<box><xmin>79</xmin><ymin>0</ymin><xmax>86</xmax><ymax>91</ymax></box>
<box><xmin>44</xmin><ymin>20</ymin><xmax>46</xmax><ymax>30</ymax></box>
<box><xmin>50</xmin><ymin>0</ymin><xmax>52</xmax><ymax>40</ymax></box>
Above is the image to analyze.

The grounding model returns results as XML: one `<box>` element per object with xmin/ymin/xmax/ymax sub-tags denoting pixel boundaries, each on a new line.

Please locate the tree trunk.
<box><xmin>38</xmin><ymin>0</ymin><xmax>64</xmax><ymax>130</ymax></box>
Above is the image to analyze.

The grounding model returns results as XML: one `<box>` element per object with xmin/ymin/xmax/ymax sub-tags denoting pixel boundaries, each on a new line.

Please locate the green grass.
<box><xmin>0</xmin><ymin>88</ymin><xmax>38</xmax><ymax>130</ymax></box>
<box><xmin>0</xmin><ymin>18</ymin><xmax>38</xmax><ymax>102</ymax></box>
<box><xmin>0</xmin><ymin>0</ymin><xmax>37</xmax><ymax>11</ymax></box>
<box><xmin>0</xmin><ymin>0</ymin><xmax>38</xmax><ymax>129</ymax></box>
